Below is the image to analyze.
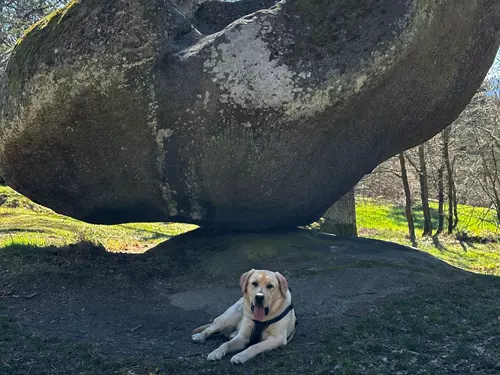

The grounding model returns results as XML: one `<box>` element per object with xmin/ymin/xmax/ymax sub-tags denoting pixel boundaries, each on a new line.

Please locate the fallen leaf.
<box><xmin>126</xmin><ymin>324</ymin><xmax>143</xmax><ymax>332</ymax></box>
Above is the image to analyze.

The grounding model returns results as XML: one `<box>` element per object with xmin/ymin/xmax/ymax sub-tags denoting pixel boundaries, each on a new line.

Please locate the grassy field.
<box><xmin>2</xmin><ymin>185</ymin><xmax>500</xmax><ymax>274</ymax></box>
<box><xmin>357</xmin><ymin>197</ymin><xmax>500</xmax><ymax>275</ymax></box>
<box><xmin>0</xmin><ymin>186</ymin><xmax>500</xmax><ymax>275</ymax></box>
<box><xmin>0</xmin><ymin>186</ymin><xmax>196</xmax><ymax>252</ymax></box>
<box><xmin>2</xmin><ymin>186</ymin><xmax>500</xmax><ymax>374</ymax></box>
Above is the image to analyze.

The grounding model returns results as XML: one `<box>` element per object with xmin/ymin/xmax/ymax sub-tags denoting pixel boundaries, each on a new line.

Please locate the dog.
<box><xmin>191</xmin><ymin>269</ymin><xmax>298</xmax><ymax>364</ymax></box>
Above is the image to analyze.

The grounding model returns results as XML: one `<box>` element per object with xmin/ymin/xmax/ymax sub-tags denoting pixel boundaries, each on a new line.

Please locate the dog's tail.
<box><xmin>191</xmin><ymin>323</ymin><xmax>210</xmax><ymax>335</ymax></box>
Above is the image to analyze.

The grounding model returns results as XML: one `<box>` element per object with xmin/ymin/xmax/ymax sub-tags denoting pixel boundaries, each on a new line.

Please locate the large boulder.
<box><xmin>0</xmin><ymin>0</ymin><xmax>499</xmax><ymax>230</ymax></box>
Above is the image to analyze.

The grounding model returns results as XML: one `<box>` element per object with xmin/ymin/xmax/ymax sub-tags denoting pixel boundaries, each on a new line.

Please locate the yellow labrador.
<box><xmin>191</xmin><ymin>269</ymin><xmax>298</xmax><ymax>364</ymax></box>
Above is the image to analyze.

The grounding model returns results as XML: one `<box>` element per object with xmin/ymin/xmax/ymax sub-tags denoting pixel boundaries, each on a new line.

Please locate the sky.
<box><xmin>486</xmin><ymin>49</ymin><xmax>500</xmax><ymax>80</ymax></box>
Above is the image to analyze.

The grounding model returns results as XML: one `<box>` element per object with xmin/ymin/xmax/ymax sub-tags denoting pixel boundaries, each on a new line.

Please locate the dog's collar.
<box><xmin>252</xmin><ymin>303</ymin><xmax>294</xmax><ymax>326</ymax></box>
<box><xmin>248</xmin><ymin>302</ymin><xmax>297</xmax><ymax>347</ymax></box>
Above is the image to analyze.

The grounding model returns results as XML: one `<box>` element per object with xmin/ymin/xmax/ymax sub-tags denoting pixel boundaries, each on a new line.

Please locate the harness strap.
<box><xmin>248</xmin><ymin>303</ymin><xmax>298</xmax><ymax>346</ymax></box>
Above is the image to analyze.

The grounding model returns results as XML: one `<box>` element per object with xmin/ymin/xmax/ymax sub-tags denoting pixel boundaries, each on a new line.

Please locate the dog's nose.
<box><xmin>255</xmin><ymin>293</ymin><xmax>265</xmax><ymax>304</ymax></box>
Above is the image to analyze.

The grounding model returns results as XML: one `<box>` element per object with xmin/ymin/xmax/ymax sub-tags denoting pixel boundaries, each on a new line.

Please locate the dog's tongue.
<box><xmin>254</xmin><ymin>306</ymin><xmax>265</xmax><ymax>321</ymax></box>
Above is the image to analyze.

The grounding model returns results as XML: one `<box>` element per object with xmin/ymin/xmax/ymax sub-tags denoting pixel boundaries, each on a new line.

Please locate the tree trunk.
<box><xmin>418</xmin><ymin>144</ymin><xmax>433</xmax><ymax>236</ymax></box>
<box><xmin>452</xmin><ymin>178</ymin><xmax>459</xmax><ymax>229</ymax></box>
<box><xmin>436</xmin><ymin>166</ymin><xmax>444</xmax><ymax>234</ymax></box>
<box><xmin>321</xmin><ymin>189</ymin><xmax>357</xmax><ymax>237</ymax></box>
<box><xmin>442</xmin><ymin>127</ymin><xmax>455</xmax><ymax>234</ymax></box>
<box><xmin>399</xmin><ymin>152</ymin><xmax>417</xmax><ymax>246</ymax></box>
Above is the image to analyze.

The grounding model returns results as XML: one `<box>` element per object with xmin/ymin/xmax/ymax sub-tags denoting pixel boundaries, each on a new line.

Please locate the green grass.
<box><xmin>0</xmin><ymin>185</ymin><xmax>196</xmax><ymax>252</ymax></box>
<box><xmin>357</xmin><ymin>197</ymin><xmax>500</xmax><ymax>239</ymax></box>
<box><xmin>2</xmin><ymin>186</ymin><xmax>500</xmax><ymax>275</ymax></box>
<box><xmin>356</xmin><ymin>197</ymin><xmax>500</xmax><ymax>275</ymax></box>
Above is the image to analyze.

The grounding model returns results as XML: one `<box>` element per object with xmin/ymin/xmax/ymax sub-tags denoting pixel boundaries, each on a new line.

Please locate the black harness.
<box><xmin>248</xmin><ymin>302</ymin><xmax>299</xmax><ymax>346</ymax></box>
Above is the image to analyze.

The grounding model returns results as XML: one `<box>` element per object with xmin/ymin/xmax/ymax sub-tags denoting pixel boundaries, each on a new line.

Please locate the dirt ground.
<box><xmin>1</xmin><ymin>229</ymin><xmax>471</xmax><ymax>371</ymax></box>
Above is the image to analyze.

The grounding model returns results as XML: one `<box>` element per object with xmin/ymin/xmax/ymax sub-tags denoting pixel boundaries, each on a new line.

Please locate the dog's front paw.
<box><xmin>207</xmin><ymin>348</ymin><xmax>226</xmax><ymax>361</ymax></box>
<box><xmin>230</xmin><ymin>353</ymin><xmax>249</xmax><ymax>364</ymax></box>
<box><xmin>192</xmin><ymin>333</ymin><xmax>205</xmax><ymax>343</ymax></box>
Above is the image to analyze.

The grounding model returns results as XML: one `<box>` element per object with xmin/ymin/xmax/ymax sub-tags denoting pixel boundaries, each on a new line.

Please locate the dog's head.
<box><xmin>239</xmin><ymin>269</ymin><xmax>289</xmax><ymax>321</ymax></box>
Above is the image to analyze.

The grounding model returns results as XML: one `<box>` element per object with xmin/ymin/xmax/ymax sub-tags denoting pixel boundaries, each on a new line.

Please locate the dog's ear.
<box><xmin>239</xmin><ymin>269</ymin><xmax>255</xmax><ymax>294</ymax></box>
<box><xmin>275</xmin><ymin>272</ymin><xmax>288</xmax><ymax>298</ymax></box>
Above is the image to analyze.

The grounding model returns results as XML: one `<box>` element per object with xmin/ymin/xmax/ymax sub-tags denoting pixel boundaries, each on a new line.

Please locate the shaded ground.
<box><xmin>3</xmin><ymin>229</ymin><xmax>498</xmax><ymax>375</ymax></box>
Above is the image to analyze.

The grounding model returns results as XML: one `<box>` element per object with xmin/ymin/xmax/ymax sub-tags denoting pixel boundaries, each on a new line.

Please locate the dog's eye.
<box><xmin>266</xmin><ymin>284</ymin><xmax>274</xmax><ymax>289</ymax></box>
<box><xmin>252</xmin><ymin>282</ymin><xmax>258</xmax><ymax>287</ymax></box>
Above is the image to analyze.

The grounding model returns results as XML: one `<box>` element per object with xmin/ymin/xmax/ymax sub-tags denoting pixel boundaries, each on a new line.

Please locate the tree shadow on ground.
<box><xmin>386</xmin><ymin>204</ymin><xmax>440</xmax><ymax>230</ymax></box>
<box><xmin>0</xmin><ymin>228</ymin><xmax>46</xmax><ymax>234</ymax></box>
<box><xmin>431</xmin><ymin>234</ymin><xmax>449</xmax><ymax>252</ymax></box>
<box><xmin>458</xmin><ymin>239</ymin><xmax>480</xmax><ymax>252</ymax></box>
